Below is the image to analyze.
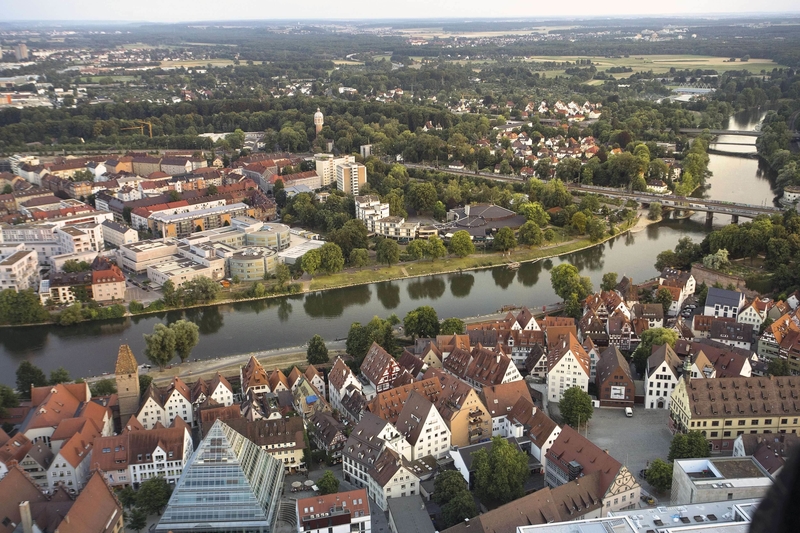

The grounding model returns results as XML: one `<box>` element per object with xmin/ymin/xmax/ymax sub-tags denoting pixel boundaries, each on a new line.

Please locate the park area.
<box><xmin>523</xmin><ymin>54</ymin><xmax>777</xmax><ymax>77</ymax></box>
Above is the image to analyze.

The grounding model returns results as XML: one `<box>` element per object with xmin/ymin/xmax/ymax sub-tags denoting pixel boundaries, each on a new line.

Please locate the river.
<box><xmin>0</xmin><ymin>109</ymin><xmax>778</xmax><ymax>386</ymax></box>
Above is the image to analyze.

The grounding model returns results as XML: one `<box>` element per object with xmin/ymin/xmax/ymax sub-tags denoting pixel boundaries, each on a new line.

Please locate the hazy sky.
<box><xmin>2</xmin><ymin>0</ymin><xmax>799</xmax><ymax>23</ymax></box>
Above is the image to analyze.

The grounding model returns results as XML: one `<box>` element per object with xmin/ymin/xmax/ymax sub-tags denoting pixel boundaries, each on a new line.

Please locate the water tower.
<box><xmin>314</xmin><ymin>107</ymin><xmax>324</xmax><ymax>135</ymax></box>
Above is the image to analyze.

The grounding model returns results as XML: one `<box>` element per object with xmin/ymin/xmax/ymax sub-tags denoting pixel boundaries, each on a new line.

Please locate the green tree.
<box><xmin>571</xmin><ymin>212</ymin><xmax>588</xmax><ymax>234</ymax></box>
<box><xmin>376</xmin><ymin>238</ymin><xmax>400</xmax><ymax>266</ymax></box>
<box><xmin>540</xmin><ymin>179</ymin><xmax>572</xmax><ymax>208</ymax></box>
<box><xmin>182</xmin><ymin>276</ymin><xmax>219</xmax><ymax>303</ymax></box>
<box><xmin>117</xmin><ymin>486</ymin><xmax>137</xmax><ymax>509</ymax></box>
<box><xmin>404</xmin><ymin>306</ymin><xmax>440</xmax><ymax>339</ymax></box>
<box><xmin>144</xmin><ymin>323</ymin><xmax>176</xmax><ymax>370</ymax></box>
<box><xmin>275</xmin><ymin>263</ymin><xmax>291</xmax><ymax>287</ymax></box>
<box><xmin>448</xmin><ymin>231</ymin><xmax>475</xmax><ymax>257</ymax></box>
<box><xmin>440</xmin><ymin>317</ymin><xmax>465</xmax><ymax>335</ymax></box>
<box><xmin>329</xmin><ymin>219</ymin><xmax>369</xmax><ymax>259</ymax></box>
<box><xmin>433</xmin><ymin>470</ymin><xmax>470</xmax><ymax>505</ymax></box>
<box><xmin>669</xmin><ymin>431</ymin><xmax>710</xmax><ymax>461</ymax></box>
<box><xmin>406</xmin><ymin>239</ymin><xmax>429</xmax><ymax>260</ymax></box>
<box><xmin>442</xmin><ymin>490</ymin><xmax>477</xmax><ymax>529</ymax></box>
<box><xmin>127</xmin><ymin>507</ymin><xmax>148</xmax><ymax>532</ymax></box>
<box><xmin>645</xmin><ymin>458</ymin><xmax>673</xmax><ymax>492</ymax></box>
<box><xmin>349</xmin><ymin>248</ymin><xmax>369</xmax><ymax>267</ymax></box>
<box><xmin>170</xmin><ymin>319</ymin><xmax>200</xmax><ymax>363</ymax></box>
<box><xmin>559</xmin><ymin>386</ymin><xmax>594</xmax><ymax>428</ymax></box>
<box><xmin>301</xmin><ymin>249</ymin><xmax>322</xmax><ymax>276</ymax></box>
<box><xmin>632</xmin><ymin>328</ymin><xmax>679</xmax><ymax>374</ymax></box>
<box><xmin>702</xmin><ymin>249</ymin><xmax>731</xmax><ymax>271</ymax></box>
<box><xmin>316</xmin><ymin>470</ymin><xmax>340</xmax><ymax>495</ymax></box>
<box><xmin>648</xmin><ymin>202</ymin><xmax>662</xmax><ymax>220</ymax></box>
<box><xmin>0</xmin><ymin>384</ymin><xmax>20</xmax><ymax>419</ymax></box>
<box><xmin>586</xmin><ymin>217</ymin><xmax>605</xmax><ymax>242</ymax></box>
<box><xmin>408</xmin><ymin>182</ymin><xmax>438</xmax><ymax>214</ymax></box>
<box><xmin>550</xmin><ymin>263</ymin><xmax>593</xmax><ymax>302</ymax></box>
<box><xmin>518</xmin><ymin>221</ymin><xmax>544</xmax><ymax>246</ymax></box>
<box><xmin>425</xmin><ymin>236</ymin><xmax>447</xmax><ymax>261</ymax></box>
<box><xmin>346</xmin><ymin>316</ymin><xmax>397</xmax><ymax>360</ymax></box>
<box><xmin>168</xmin><ymin>190</ymin><xmax>181</xmax><ymax>202</ymax></box>
<box><xmin>601</xmin><ymin>272</ymin><xmax>618</xmax><ymax>292</ymax></box>
<box><xmin>161</xmin><ymin>280</ymin><xmax>180</xmax><ymax>307</ymax></box>
<box><xmin>518</xmin><ymin>202</ymin><xmax>550</xmax><ymax>227</ymax></box>
<box><xmin>0</xmin><ymin>288</ymin><xmax>50</xmax><ymax>325</ymax></box>
<box><xmin>136</xmin><ymin>476</ymin><xmax>172</xmax><ymax>516</ymax></box>
<box><xmin>49</xmin><ymin>367</ymin><xmax>71</xmax><ymax>385</ymax></box>
<box><xmin>318</xmin><ymin>242</ymin><xmax>345</xmax><ymax>275</ymax></box>
<box><xmin>16</xmin><ymin>361</ymin><xmax>48</xmax><ymax>398</ymax></box>
<box><xmin>91</xmin><ymin>378</ymin><xmax>118</xmax><ymax>396</ymax></box>
<box><xmin>472</xmin><ymin>437</ymin><xmax>529</xmax><ymax>506</ymax></box>
<box><xmin>307</xmin><ymin>334</ymin><xmax>330</xmax><ymax>365</ymax></box>
<box><xmin>768</xmin><ymin>358</ymin><xmax>790</xmax><ymax>376</ymax></box>
<box><xmin>555</xmin><ymin>157</ymin><xmax>583</xmax><ymax>183</ymax></box>
<box><xmin>139</xmin><ymin>374</ymin><xmax>153</xmax><ymax>396</ymax></box>
<box><xmin>493</xmin><ymin>227</ymin><xmax>517</xmax><ymax>252</ymax></box>
<box><xmin>655</xmin><ymin>287</ymin><xmax>673</xmax><ymax>315</ymax></box>
<box><xmin>62</xmin><ymin>259</ymin><xmax>91</xmax><ymax>273</ymax></box>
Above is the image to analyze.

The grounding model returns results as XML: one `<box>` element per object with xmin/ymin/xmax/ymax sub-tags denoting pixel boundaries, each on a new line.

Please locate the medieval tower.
<box><xmin>115</xmin><ymin>344</ymin><xmax>140</xmax><ymax>423</ymax></box>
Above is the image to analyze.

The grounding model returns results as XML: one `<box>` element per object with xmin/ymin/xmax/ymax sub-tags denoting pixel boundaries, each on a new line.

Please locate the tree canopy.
<box><xmin>404</xmin><ymin>306</ymin><xmax>440</xmax><ymax>339</ymax></box>
<box><xmin>472</xmin><ymin>436</ymin><xmax>529</xmax><ymax>506</ymax></box>
<box><xmin>307</xmin><ymin>334</ymin><xmax>330</xmax><ymax>365</ymax></box>
<box><xmin>559</xmin><ymin>386</ymin><xmax>594</xmax><ymax>428</ymax></box>
<box><xmin>550</xmin><ymin>263</ymin><xmax>593</xmax><ymax>302</ymax></box>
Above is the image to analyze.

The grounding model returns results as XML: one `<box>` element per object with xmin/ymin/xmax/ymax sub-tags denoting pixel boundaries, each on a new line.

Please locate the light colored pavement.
<box><xmin>585</xmin><ymin>406</ymin><xmax>673</xmax><ymax>501</ymax></box>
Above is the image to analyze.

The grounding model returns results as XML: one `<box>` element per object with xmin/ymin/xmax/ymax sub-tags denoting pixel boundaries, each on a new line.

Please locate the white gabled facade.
<box><xmin>738</xmin><ymin>303</ymin><xmax>767</xmax><ymax>330</ymax></box>
<box><xmin>208</xmin><ymin>381</ymin><xmax>234</xmax><ymax>407</ymax></box>
<box><xmin>328</xmin><ymin>358</ymin><xmax>362</xmax><ymax>414</ymax></box>
<box><xmin>547</xmin><ymin>354</ymin><xmax>589</xmax><ymax>403</ymax></box>
<box><xmin>645</xmin><ymin>361</ymin><xmax>680</xmax><ymax>409</ymax></box>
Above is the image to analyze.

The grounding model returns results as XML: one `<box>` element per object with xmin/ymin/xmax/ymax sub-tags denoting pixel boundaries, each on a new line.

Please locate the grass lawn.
<box><xmin>522</xmin><ymin>54</ymin><xmax>777</xmax><ymax>76</ymax></box>
<box><xmin>308</xmin><ymin>223</ymin><xmax>629</xmax><ymax>291</ymax></box>
<box><xmin>81</xmin><ymin>75</ymin><xmax>138</xmax><ymax>82</ymax></box>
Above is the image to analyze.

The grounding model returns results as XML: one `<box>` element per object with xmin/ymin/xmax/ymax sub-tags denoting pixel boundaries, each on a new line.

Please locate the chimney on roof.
<box><xmin>20</xmin><ymin>501</ymin><xmax>33</xmax><ymax>533</ymax></box>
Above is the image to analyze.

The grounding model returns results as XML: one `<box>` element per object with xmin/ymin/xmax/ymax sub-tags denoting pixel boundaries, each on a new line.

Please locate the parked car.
<box><xmin>641</xmin><ymin>495</ymin><xmax>655</xmax><ymax>505</ymax></box>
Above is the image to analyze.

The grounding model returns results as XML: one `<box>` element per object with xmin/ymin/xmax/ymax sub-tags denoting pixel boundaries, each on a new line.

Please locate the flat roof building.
<box><xmin>671</xmin><ymin>457</ymin><xmax>772</xmax><ymax>505</ymax></box>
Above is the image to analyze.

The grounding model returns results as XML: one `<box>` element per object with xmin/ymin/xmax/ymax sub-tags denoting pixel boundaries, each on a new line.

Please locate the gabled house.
<box><xmin>190</xmin><ymin>372</ymin><xmax>234</xmax><ymax>410</ymax></box>
<box><xmin>645</xmin><ymin>344</ymin><xmax>683</xmax><ymax>409</ymax></box>
<box><xmin>342</xmin><ymin>413</ymin><xmax>416</xmax><ymax>511</ymax></box>
<box><xmin>241</xmin><ymin>355</ymin><xmax>271</xmax><ymax>395</ymax></box>
<box><xmin>305</xmin><ymin>365</ymin><xmax>326</xmax><ymax>399</ymax></box>
<box><xmin>223</xmin><ymin>416</ymin><xmax>306</xmax><ymax>473</ymax></box>
<box><xmin>594</xmin><ymin>346</ymin><xmax>635</xmax><ymax>408</ymax></box>
<box><xmin>578</xmin><ymin>309</ymin><xmax>609</xmax><ymax>347</ymax></box>
<box><xmin>545</xmin><ymin>425</ymin><xmax>640</xmax><ymax>512</ymax></box>
<box><xmin>546</xmin><ymin>333</ymin><xmax>591</xmax><ymax>403</ymax></box>
<box><xmin>310</xmin><ymin>411</ymin><xmax>347</xmax><ymax>463</ymax></box>
<box><xmin>607</xmin><ymin>312</ymin><xmax>638</xmax><ymax>351</ymax></box>
<box><xmin>135</xmin><ymin>377</ymin><xmax>194</xmax><ymax>429</ymax></box>
<box><xmin>0</xmin><ymin>429</ymin><xmax>53</xmax><ymax>488</ymax></box>
<box><xmin>94</xmin><ymin>417</ymin><xmax>193</xmax><ymax>487</ymax></box>
<box><xmin>268</xmin><ymin>369</ymin><xmax>290</xmax><ymax>393</ymax></box>
<box><xmin>462</xmin><ymin>346</ymin><xmax>523</xmax><ymax>391</ymax></box>
<box><xmin>394</xmin><ymin>391</ymin><xmax>450</xmax><ymax>460</ymax></box>
<box><xmin>47</xmin><ymin>417</ymin><xmax>102</xmax><ymax>490</ymax></box>
<box><xmin>432</xmin><ymin>372</ymin><xmax>491</xmax><ymax>447</ymax></box>
<box><xmin>704</xmin><ymin>287</ymin><xmax>746</xmax><ymax>319</ymax></box>
<box><xmin>632</xmin><ymin>303</ymin><xmax>665</xmax><ymax>328</ymax></box>
<box><xmin>360</xmin><ymin>343</ymin><xmax>401</xmax><ymax>397</ymax></box>
<box><xmin>710</xmin><ymin>320</ymin><xmax>755</xmax><ymax>350</ymax></box>
<box><xmin>659</xmin><ymin>268</ymin><xmax>696</xmax><ymax>316</ymax></box>
<box><xmin>738</xmin><ymin>298</ymin><xmax>773</xmax><ymax>330</ymax></box>
<box><xmin>328</xmin><ymin>356</ymin><xmax>362</xmax><ymax>414</ymax></box>
<box><xmin>480</xmin><ymin>380</ymin><xmax>534</xmax><ymax>437</ymax></box>
<box><xmin>292</xmin><ymin>376</ymin><xmax>332</xmax><ymax>421</ymax></box>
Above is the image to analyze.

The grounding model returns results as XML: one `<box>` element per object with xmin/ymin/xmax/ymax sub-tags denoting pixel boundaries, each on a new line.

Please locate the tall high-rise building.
<box><xmin>314</xmin><ymin>153</ymin><xmax>354</xmax><ymax>186</ymax></box>
<box><xmin>314</xmin><ymin>107</ymin><xmax>324</xmax><ymax>135</ymax></box>
<box><xmin>336</xmin><ymin>162</ymin><xmax>367</xmax><ymax>195</ymax></box>
<box><xmin>115</xmin><ymin>344</ymin><xmax>141</xmax><ymax>423</ymax></box>
<box><xmin>14</xmin><ymin>44</ymin><xmax>28</xmax><ymax>61</ymax></box>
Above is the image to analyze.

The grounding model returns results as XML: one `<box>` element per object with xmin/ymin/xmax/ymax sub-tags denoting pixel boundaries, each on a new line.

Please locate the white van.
<box><xmin>625</xmin><ymin>407</ymin><xmax>633</xmax><ymax>417</ymax></box>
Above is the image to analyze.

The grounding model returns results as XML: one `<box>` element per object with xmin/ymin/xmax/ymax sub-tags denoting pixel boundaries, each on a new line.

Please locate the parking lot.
<box><xmin>585</xmin><ymin>406</ymin><xmax>673</xmax><ymax>501</ymax></box>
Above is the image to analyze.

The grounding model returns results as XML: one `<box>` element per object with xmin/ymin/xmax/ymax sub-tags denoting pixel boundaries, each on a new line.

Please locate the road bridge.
<box><xmin>679</xmin><ymin>128</ymin><xmax>800</xmax><ymax>141</ymax></box>
<box><xmin>566</xmin><ymin>184</ymin><xmax>784</xmax><ymax>224</ymax></box>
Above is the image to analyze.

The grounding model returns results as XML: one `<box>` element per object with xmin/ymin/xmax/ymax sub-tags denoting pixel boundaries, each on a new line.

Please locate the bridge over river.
<box><xmin>679</xmin><ymin>128</ymin><xmax>800</xmax><ymax>141</ymax></box>
<box><xmin>567</xmin><ymin>184</ymin><xmax>785</xmax><ymax>224</ymax></box>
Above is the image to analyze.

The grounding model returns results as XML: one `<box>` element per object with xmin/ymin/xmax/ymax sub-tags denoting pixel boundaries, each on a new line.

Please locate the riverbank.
<box><xmin>87</xmin><ymin>303</ymin><xmax>561</xmax><ymax>387</ymax></box>
<box><xmin>1</xmin><ymin>213</ymin><xmax>652</xmax><ymax>329</ymax></box>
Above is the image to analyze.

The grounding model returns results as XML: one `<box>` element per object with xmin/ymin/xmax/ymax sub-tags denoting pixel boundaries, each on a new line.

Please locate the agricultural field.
<box><xmin>393</xmin><ymin>26</ymin><xmax>576</xmax><ymax>39</ymax></box>
<box><xmin>79</xmin><ymin>75</ymin><xmax>139</xmax><ymax>82</ymax></box>
<box><xmin>522</xmin><ymin>54</ymin><xmax>778</xmax><ymax>76</ymax></box>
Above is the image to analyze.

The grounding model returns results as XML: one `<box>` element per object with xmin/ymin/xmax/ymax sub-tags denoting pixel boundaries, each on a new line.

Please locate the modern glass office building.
<box><xmin>156</xmin><ymin>419</ymin><xmax>285</xmax><ymax>532</ymax></box>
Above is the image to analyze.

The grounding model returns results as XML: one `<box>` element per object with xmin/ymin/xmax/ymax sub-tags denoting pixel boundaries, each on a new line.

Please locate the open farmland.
<box><xmin>522</xmin><ymin>54</ymin><xmax>777</xmax><ymax>76</ymax></box>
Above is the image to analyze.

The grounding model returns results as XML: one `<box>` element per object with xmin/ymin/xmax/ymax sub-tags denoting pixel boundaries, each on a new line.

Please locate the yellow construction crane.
<box><xmin>120</xmin><ymin>121</ymin><xmax>154</xmax><ymax>138</ymax></box>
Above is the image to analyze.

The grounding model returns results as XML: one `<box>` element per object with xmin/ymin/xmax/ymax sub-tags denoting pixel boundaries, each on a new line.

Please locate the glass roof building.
<box><xmin>156</xmin><ymin>419</ymin><xmax>285</xmax><ymax>532</ymax></box>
